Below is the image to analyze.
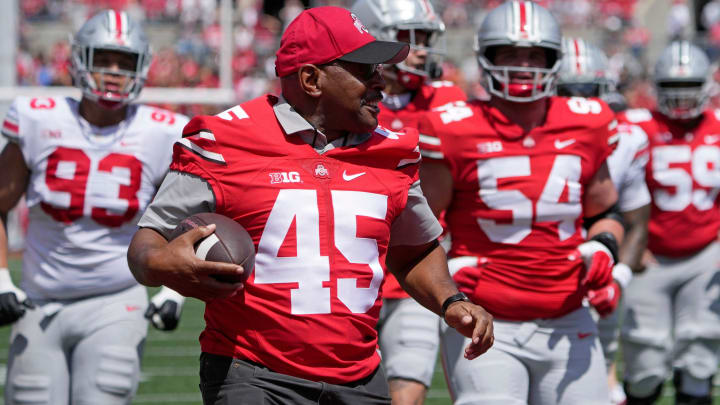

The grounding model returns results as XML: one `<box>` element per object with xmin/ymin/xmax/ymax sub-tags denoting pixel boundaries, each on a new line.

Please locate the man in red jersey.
<box><xmin>126</xmin><ymin>6</ymin><xmax>494</xmax><ymax>405</ymax></box>
<box><xmin>618</xmin><ymin>41</ymin><xmax>720</xmax><ymax>405</ymax></box>
<box><xmin>350</xmin><ymin>1</ymin><xmax>467</xmax><ymax>404</ymax></box>
<box><xmin>418</xmin><ymin>2</ymin><xmax>624</xmax><ymax>404</ymax></box>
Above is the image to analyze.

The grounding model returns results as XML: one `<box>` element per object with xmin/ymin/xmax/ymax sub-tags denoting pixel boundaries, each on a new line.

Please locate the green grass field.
<box><xmin>0</xmin><ymin>257</ymin><xmax>718</xmax><ymax>404</ymax></box>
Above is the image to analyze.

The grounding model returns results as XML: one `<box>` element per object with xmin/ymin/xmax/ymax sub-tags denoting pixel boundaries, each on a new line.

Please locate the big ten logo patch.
<box><xmin>269</xmin><ymin>171</ymin><xmax>302</xmax><ymax>184</ymax></box>
<box><xmin>477</xmin><ymin>141</ymin><xmax>503</xmax><ymax>154</ymax></box>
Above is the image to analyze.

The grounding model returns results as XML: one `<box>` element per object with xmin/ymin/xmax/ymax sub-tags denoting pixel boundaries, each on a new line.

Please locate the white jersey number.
<box><xmin>476</xmin><ymin>155</ymin><xmax>582</xmax><ymax>244</ymax></box>
<box><xmin>652</xmin><ymin>145</ymin><xmax>720</xmax><ymax>211</ymax></box>
<box><xmin>41</xmin><ymin>146</ymin><xmax>142</xmax><ymax>227</ymax></box>
<box><xmin>254</xmin><ymin>189</ymin><xmax>387</xmax><ymax>315</ymax></box>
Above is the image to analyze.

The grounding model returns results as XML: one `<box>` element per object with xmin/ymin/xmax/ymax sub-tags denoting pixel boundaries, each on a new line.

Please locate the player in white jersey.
<box><xmin>557</xmin><ymin>37</ymin><xmax>651</xmax><ymax>405</ymax></box>
<box><xmin>0</xmin><ymin>10</ymin><xmax>189</xmax><ymax>405</ymax></box>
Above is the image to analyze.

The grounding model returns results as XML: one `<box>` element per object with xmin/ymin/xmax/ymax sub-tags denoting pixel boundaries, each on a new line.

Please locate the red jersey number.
<box><xmin>254</xmin><ymin>189</ymin><xmax>387</xmax><ymax>315</ymax></box>
<box><xmin>477</xmin><ymin>155</ymin><xmax>582</xmax><ymax>243</ymax></box>
<box><xmin>41</xmin><ymin>147</ymin><xmax>143</xmax><ymax>227</ymax></box>
<box><xmin>652</xmin><ymin>145</ymin><xmax>720</xmax><ymax>211</ymax></box>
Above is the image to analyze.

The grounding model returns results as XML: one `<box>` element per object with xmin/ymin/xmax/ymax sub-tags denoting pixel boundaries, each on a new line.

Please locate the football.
<box><xmin>169</xmin><ymin>213</ymin><xmax>255</xmax><ymax>283</ymax></box>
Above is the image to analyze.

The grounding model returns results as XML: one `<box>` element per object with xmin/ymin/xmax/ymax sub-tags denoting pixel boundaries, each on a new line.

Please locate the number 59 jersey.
<box><xmin>1</xmin><ymin>96</ymin><xmax>188</xmax><ymax>300</ymax></box>
<box><xmin>419</xmin><ymin>97</ymin><xmax>618</xmax><ymax>321</ymax></box>
<box><xmin>619</xmin><ymin>108</ymin><xmax>720</xmax><ymax>257</ymax></box>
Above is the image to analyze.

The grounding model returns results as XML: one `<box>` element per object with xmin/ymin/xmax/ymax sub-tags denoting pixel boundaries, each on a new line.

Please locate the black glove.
<box><xmin>0</xmin><ymin>271</ymin><xmax>34</xmax><ymax>327</ymax></box>
<box><xmin>145</xmin><ymin>286</ymin><xmax>185</xmax><ymax>331</ymax></box>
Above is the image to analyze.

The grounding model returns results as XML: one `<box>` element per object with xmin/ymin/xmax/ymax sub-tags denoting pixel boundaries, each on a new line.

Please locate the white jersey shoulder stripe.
<box><xmin>419</xmin><ymin>134</ymin><xmax>441</xmax><ymax>146</ymax></box>
<box><xmin>178</xmin><ymin>130</ymin><xmax>227</xmax><ymax>165</ymax></box>
<box><xmin>397</xmin><ymin>146</ymin><xmax>422</xmax><ymax>168</ymax></box>
<box><xmin>421</xmin><ymin>149</ymin><xmax>444</xmax><ymax>159</ymax></box>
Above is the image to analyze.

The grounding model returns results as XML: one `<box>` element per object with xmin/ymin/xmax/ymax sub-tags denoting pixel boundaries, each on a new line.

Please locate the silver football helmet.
<box><xmin>351</xmin><ymin>0</ymin><xmax>446</xmax><ymax>87</ymax></box>
<box><xmin>557</xmin><ymin>37</ymin><xmax>614</xmax><ymax>98</ymax></box>
<box><xmin>70</xmin><ymin>9</ymin><xmax>151</xmax><ymax>107</ymax></box>
<box><xmin>654</xmin><ymin>40</ymin><xmax>712</xmax><ymax>119</ymax></box>
<box><xmin>476</xmin><ymin>0</ymin><xmax>562</xmax><ymax>102</ymax></box>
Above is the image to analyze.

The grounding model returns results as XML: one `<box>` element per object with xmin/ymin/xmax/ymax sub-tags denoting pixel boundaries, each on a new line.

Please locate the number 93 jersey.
<box><xmin>419</xmin><ymin>96</ymin><xmax>618</xmax><ymax>321</ymax></box>
<box><xmin>170</xmin><ymin>95</ymin><xmax>422</xmax><ymax>384</ymax></box>
<box><xmin>1</xmin><ymin>96</ymin><xmax>188</xmax><ymax>300</ymax></box>
<box><xmin>619</xmin><ymin>108</ymin><xmax>720</xmax><ymax>257</ymax></box>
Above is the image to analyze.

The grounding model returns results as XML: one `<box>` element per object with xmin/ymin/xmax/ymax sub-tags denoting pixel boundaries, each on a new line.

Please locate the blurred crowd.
<box><xmin>14</xmin><ymin>0</ymin><xmax>720</xmax><ymax>115</ymax></box>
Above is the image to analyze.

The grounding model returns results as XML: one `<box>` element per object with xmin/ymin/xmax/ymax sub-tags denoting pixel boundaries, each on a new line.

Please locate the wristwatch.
<box><xmin>441</xmin><ymin>292</ymin><xmax>470</xmax><ymax>319</ymax></box>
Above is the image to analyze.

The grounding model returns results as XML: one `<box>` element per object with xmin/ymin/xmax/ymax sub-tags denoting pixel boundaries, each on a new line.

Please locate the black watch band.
<box><xmin>441</xmin><ymin>292</ymin><xmax>469</xmax><ymax>318</ymax></box>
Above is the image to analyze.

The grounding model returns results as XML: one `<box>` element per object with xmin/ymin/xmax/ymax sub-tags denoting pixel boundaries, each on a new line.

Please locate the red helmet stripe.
<box><xmin>573</xmin><ymin>39</ymin><xmax>583</xmax><ymax>74</ymax></box>
<box><xmin>518</xmin><ymin>2</ymin><xmax>528</xmax><ymax>36</ymax></box>
<box><xmin>114</xmin><ymin>10</ymin><xmax>123</xmax><ymax>40</ymax></box>
<box><xmin>420</xmin><ymin>0</ymin><xmax>435</xmax><ymax>19</ymax></box>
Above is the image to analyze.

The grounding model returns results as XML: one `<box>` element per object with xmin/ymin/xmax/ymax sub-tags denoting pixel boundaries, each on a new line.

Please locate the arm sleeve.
<box><xmin>389</xmin><ymin>181</ymin><xmax>443</xmax><ymax>246</ymax></box>
<box><xmin>618</xmin><ymin>144</ymin><xmax>651</xmax><ymax>212</ymax></box>
<box><xmin>417</xmin><ymin>113</ymin><xmax>445</xmax><ymax>161</ymax></box>
<box><xmin>1</xmin><ymin>100</ymin><xmax>20</xmax><ymax>144</ymax></box>
<box><xmin>137</xmin><ymin>170</ymin><xmax>216</xmax><ymax>239</ymax></box>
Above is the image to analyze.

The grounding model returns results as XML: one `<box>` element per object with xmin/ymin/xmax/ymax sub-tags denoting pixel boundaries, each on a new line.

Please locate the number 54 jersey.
<box><xmin>1</xmin><ymin>96</ymin><xmax>188</xmax><ymax>300</ymax></box>
<box><xmin>419</xmin><ymin>97</ymin><xmax>618</xmax><ymax>321</ymax></box>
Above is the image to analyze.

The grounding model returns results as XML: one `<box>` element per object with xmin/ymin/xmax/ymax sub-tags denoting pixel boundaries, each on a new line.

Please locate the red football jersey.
<box><xmin>619</xmin><ymin>108</ymin><xmax>720</xmax><ymax>257</ymax></box>
<box><xmin>378</xmin><ymin>81</ymin><xmax>466</xmax><ymax>299</ymax></box>
<box><xmin>420</xmin><ymin>97</ymin><xmax>618</xmax><ymax>321</ymax></box>
<box><xmin>170</xmin><ymin>95</ymin><xmax>421</xmax><ymax>384</ymax></box>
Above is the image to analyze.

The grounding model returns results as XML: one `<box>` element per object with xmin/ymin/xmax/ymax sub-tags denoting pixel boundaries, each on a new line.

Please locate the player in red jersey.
<box><xmin>0</xmin><ymin>10</ymin><xmax>188</xmax><ymax>405</ymax></box>
<box><xmin>418</xmin><ymin>2</ymin><xmax>625</xmax><ymax>404</ymax></box>
<box><xmin>350</xmin><ymin>1</ymin><xmax>467</xmax><ymax>403</ymax></box>
<box><xmin>126</xmin><ymin>7</ymin><xmax>494</xmax><ymax>405</ymax></box>
<box><xmin>618</xmin><ymin>41</ymin><xmax>720</xmax><ymax>405</ymax></box>
<box><xmin>558</xmin><ymin>37</ymin><xmax>652</xmax><ymax>405</ymax></box>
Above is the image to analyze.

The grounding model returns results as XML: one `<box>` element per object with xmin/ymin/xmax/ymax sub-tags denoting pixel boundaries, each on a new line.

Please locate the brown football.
<box><xmin>169</xmin><ymin>213</ymin><xmax>255</xmax><ymax>283</ymax></box>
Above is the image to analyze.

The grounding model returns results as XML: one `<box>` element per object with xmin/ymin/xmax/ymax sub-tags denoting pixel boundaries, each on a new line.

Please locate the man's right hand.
<box><xmin>443</xmin><ymin>300</ymin><xmax>494</xmax><ymax>360</ymax></box>
<box><xmin>0</xmin><ymin>270</ymin><xmax>33</xmax><ymax>326</ymax></box>
<box><xmin>132</xmin><ymin>225</ymin><xmax>246</xmax><ymax>302</ymax></box>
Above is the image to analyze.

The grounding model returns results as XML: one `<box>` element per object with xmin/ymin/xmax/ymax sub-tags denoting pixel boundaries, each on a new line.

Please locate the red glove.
<box><xmin>588</xmin><ymin>281</ymin><xmax>621</xmax><ymax>317</ymax></box>
<box><xmin>577</xmin><ymin>240</ymin><xmax>615</xmax><ymax>291</ymax></box>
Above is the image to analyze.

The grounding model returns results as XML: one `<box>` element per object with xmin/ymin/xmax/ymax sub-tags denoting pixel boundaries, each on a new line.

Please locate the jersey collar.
<box><xmin>273</xmin><ymin>95</ymin><xmax>372</xmax><ymax>154</ymax></box>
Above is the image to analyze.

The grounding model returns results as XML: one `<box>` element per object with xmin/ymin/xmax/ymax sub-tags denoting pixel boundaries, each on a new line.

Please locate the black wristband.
<box><xmin>441</xmin><ymin>292</ymin><xmax>469</xmax><ymax>318</ymax></box>
<box><xmin>590</xmin><ymin>232</ymin><xmax>619</xmax><ymax>263</ymax></box>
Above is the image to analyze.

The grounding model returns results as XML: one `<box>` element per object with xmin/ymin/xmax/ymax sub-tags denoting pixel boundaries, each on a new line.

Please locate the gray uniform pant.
<box><xmin>620</xmin><ymin>241</ymin><xmax>720</xmax><ymax>397</ymax></box>
<box><xmin>377</xmin><ymin>297</ymin><xmax>440</xmax><ymax>387</ymax></box>
<box><xmin>4</xmin><ymin>284</ymin><xmax>148</xmax><ymax>405</ymax></box>
<box><xmin>441</xmin><ymin>306</ymin><xmax>609</xmax><ymax>405</ymax></box>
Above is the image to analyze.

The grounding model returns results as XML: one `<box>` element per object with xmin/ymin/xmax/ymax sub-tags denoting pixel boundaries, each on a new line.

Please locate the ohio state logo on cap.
<box><xmin>351</xmin><ymin>13</ymin><xmax>369</xmax><ymax>35</ymax></box>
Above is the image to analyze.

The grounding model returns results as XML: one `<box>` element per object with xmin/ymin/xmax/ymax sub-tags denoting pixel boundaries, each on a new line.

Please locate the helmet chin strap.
<box><xmin>97</xmin><ymin>98</ymin><xmax>126</xmax><ymax>110</ymax></box>
<box><xmin>396</xmin><ymin>69</ymin><xmax>425</xmax><ymax>90</ymax></box>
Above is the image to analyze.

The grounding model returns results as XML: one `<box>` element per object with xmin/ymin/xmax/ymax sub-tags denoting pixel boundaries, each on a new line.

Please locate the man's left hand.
<box><xmin>588</xmin><ymin>281</ymin><xmax>621</xmax><ymax>318</ymax></box>
<box><xmin>443</xmin><ymin>301</ymin><xmax>494</xmax><ymax>360</ymax></box>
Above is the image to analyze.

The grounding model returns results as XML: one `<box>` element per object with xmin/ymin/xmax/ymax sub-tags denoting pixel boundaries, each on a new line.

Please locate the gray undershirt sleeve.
<box><xmin>389</xmin><ymin>181</ymin><xmax>443</xmax><ymax>246</ymax></box>
<box><xmin>137</xmin><ymin>170</ymin><xmax>216</xmax><ymax>239</ymax></box>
